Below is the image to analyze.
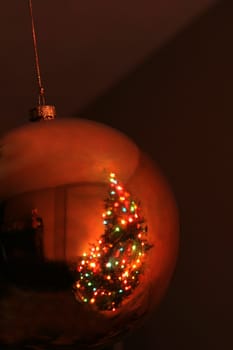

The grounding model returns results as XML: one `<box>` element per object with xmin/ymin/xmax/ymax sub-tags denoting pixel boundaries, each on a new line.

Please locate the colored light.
<box><xmin>74</xmin><ymin>172</ymin><xmax>152</xmax><ymax>312</ymax></box>
<box><xmin>110</xmin><ymin>178</ymin><xmax>117</xmax><ymax>184</ymax></box>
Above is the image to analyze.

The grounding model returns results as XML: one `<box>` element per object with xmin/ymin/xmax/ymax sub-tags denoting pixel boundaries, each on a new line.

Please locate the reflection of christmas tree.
<box><xmin>73</xmin><ymin>173</ymin><xmax>153</xmax><ymax>312</ymax></box>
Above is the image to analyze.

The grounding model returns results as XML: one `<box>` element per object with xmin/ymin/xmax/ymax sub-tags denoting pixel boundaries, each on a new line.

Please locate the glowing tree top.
<box><xmin>73</xmin><ymin>173</ymin><xmax>153</xmax><ymax>312</ymax></box>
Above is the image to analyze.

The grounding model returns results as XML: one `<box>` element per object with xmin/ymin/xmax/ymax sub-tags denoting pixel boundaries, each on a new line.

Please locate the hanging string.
<box><xmin>28</xmin><ymin>0</ymin><xmax>55</xmax><ymax>121</ymax></box>
<box><xmin>28</xmin><ymin>0</ymin><xmax>45</xmax><ymax>106</ymax></box>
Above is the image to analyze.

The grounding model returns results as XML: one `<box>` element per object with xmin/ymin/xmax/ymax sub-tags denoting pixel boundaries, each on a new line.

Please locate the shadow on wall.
<box><xmin>78</xmin><ymin>0</ymin><xmax>233</xmax><ymax>349</ymax></box>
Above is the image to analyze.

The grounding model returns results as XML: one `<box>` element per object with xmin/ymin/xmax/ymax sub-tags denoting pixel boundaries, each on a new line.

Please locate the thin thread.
<box><xmin>28</xmin><ymin>0</ymin><xmax>45</xmax><ymax>105</ymax></box>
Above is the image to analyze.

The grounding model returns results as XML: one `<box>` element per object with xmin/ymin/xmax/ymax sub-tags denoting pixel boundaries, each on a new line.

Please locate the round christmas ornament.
<box><xmin>0</xmin><ymin>117</ymin><xmax>179</xmax><ymax>348</ymax></box>
<box><xmin>0</xmin><ymin>1</ymin><xmax>179</xmax><ymax>349</ymax></box>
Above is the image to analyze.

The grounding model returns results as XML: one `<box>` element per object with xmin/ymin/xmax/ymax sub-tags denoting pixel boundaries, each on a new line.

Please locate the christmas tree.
<box><xmin>73</xmin><ymin>173</ymin><xmax>153</xmax><ymax>312</ymax></box>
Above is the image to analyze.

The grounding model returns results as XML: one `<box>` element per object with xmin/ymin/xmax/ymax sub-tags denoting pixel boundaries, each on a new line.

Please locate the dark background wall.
<box><xmin>79</xmin><ymin>1</ymin><xmax>233</xmax><ymax>349</ymax></box>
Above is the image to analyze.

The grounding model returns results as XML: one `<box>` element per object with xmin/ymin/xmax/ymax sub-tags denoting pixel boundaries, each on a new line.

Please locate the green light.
<box><xmin>132</xmin><ymin>245</ymin><xmax>136</xmax><ymax>251</ymax></box>
<box><xmin>84</xmin><ymin>298</ymin><xmax>88</xmax><ymax>303</ymax></box>
<box><xmin>115</xmin><ymin>226</ymin><xmax>120</xmax><ymax>232</ymax></box>
<box><xmin>88</xmin><ymin>282</ymin><xmax>92</xmax><ymax>286</ymax></box>
<box><xmin>107</xmin><ymin>210</ymin><xmax>112</xmax><ymax>216</ymax></box>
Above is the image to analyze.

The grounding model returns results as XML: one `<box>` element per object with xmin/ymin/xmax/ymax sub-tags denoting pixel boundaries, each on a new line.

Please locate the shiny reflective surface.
<box><xmin>0</xmin><ymin>119</ymin><xmax>178</xmax><ymax>349</ymax></box>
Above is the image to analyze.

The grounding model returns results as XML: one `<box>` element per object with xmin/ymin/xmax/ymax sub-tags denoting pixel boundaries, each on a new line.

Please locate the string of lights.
<box><xmin>73</xmin><ymin>173</ymin><xmax>153</xmax><ymax>312</ymax></box>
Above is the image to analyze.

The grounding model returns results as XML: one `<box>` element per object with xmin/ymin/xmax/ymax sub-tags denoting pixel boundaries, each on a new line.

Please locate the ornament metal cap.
<box><xmin>29</xmin><ymin>104</ymin><xmax>56</xmax><ymax>121</ymax></box>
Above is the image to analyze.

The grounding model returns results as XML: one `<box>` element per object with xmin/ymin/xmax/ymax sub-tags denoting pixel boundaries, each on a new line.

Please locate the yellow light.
<box><xmin>81</xmin><ymin>260</ymin><xmax>85</xmax><ymax>265</ymax></box>
<box><xmin>90</xmin><ymin>262</ymin><xmax>96</xmax><ymax>268</ymax></box>
<box><xmin>99</xmin><ymin>240</ymin><xmax>102</xmax><ymax>244</ymax></box>
<box><xmin>133</xmin><ymin>264</ymin><xmax>137</xmax><ymax>269</ymax></box>
<box><xmin>83</xmin><ymin>252</ymin><xmax>87</xmax><ymax>257</ymax></box>
<box><xmin>136</xmin><ymin>259</ymin><xmax>140</xmax><ymax>263</ymax></box>
<box><xmin>110</xmin><ymin>173</ymin><xmax>115</xmax><ymax>178</ymax></box>
<box><xmin>90</xmin><ymin>298</ymin><xmax>95</xmax><ymax>304</ymax></box>
<box><xmin>107</xmin><ymin>275</ymin><xmax>111</xmax><ymax>280</ymax></box>
<box><xmin>120</xmin><ymin>197</ymin><xmax>125</xmax><ymax>201</ymax></box>
<box><xmin>76</xmin><ymin>283</ymin><xmax>81</xmax><ymax>288</ymax></box>
<box><xmin>121</xmin><ymin>219</ymin><xmax>126</xmax><ymax>225</ymax></box>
